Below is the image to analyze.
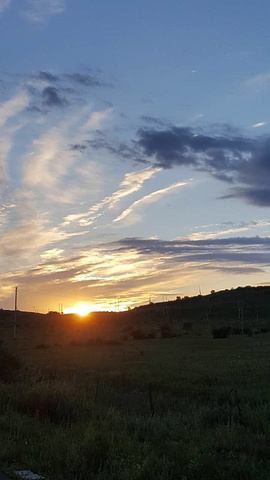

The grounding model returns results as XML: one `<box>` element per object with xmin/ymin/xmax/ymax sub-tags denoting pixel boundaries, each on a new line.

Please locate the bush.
<box><xmin>212</xmin><ymin>327</ymin><xmax>230</xmax><ymax>339</ymax></box>
<box><xmin>0</xmin><ymin>347</ymin><xmax>21</xmax><ymax>382</ymax></box>
<box><xmin>160</xmin><ymin>324</ymin><xmax>175</xmax><ymax>338</ymax></box>
<box><xmin>183</xmin><ymin>322</ymin><xmax>193</xmax><ymax>331</ymax></box>
<box><xmin>36</xmin><ymin>343</ymin><xmax>51</xmax><ymax>349</ymax></box>
<box><xmin>232</xmin><ymin>327</ymin><xmax>242</xmax><ymax>335</ymax></box>
<box><xmin>130</xmin><ymin>328</ymin><xmax>148</xmax><ymax>340</ymax></box>
<box><xmin>12</xmin><ymin>382</ymin><xmax>80</xmax><ymax>424</ymax></box>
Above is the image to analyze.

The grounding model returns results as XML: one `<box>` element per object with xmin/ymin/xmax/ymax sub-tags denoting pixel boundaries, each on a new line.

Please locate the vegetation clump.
<box><xmin>0</xmin><ymin>346</ymin><xmax>21</xmax><ymax>382</ymax></box>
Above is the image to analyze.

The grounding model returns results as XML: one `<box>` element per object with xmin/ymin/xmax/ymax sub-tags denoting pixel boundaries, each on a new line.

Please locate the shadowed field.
<box><xmin>1</xmin><ymin>310</ymin><xmax>270</xmax><ymax>479</ymax></box>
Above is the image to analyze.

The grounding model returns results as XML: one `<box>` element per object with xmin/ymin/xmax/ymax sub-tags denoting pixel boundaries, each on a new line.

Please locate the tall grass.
<box><xmin>1</xmin><ymin>336</ymin><xmax>270</xmax><ymax>478</ymax></box>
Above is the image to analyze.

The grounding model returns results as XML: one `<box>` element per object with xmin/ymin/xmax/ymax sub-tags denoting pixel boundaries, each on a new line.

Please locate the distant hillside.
<box><xmin>1</xmin><ymin>285</ymin><xmax>270</xmax><ymax>339</ymax></box>
<box><xmin>130</xmin><ymin>285</ymin><xmax>270</xmax><ymax>333</ymax></box>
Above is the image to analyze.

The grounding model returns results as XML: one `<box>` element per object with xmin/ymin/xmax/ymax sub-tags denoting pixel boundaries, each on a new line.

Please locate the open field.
<box><xmin>1</xmin><ymin>312</ymin><xmax>270</xmax><ymax>479</ymax></box>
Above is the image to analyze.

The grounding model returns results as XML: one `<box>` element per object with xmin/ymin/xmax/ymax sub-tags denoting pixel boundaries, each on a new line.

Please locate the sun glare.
<box><xmin>64</xmin><ymin>304</ymin><xmax>92</xmax><ymax>317</ymax></box>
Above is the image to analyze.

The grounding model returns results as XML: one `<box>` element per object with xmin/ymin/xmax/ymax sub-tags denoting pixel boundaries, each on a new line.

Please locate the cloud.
<box><xmin>0</xmin><ymin>91</ymin><xmax>29</xmax><ymax>128</ymax></box>
<box><xmin>136</xmin><ymin>125</ymin><xmax>270</xmax><ymax>206</ymax></box>
<box><xmin>3</xmin><ymin>235</ymin><xmax>269</xmax><ymax>309</ymax></box>
<box><xmin>37</xmin><ymin>71</ymin><xmax>60</xmax><ymax>83</ymax></box>
<box><xmin>244</xmin><ymin>72</ymin><xmax>270</xmax><ymax>92</ymax></box>
<box><xmin>0</xmin><ymin>0</ymin><xmax>10</xmax><ymax>13</ymax></box>
<box><xmin>89</xmin><ymin>136</ymin><xmax>147</xmax><ymax>164</ymax></box>
<box><xmin>114</xmin><ymin>180</ymin><xmax>189</xmax><ymax>223</ymax></box>
<box><xmin>23</xmin><ymin>0</ymin><xmax>65</xmax><ymax>23</ymax></box>
<box><xmin>63</xmin><ymin>166</ymin><xmax>162</xmax><ymax>227</ymax></box>
<box><xmin>252</xmin><ymin>122</ymin><xmax>269</xmax><ymax>128</ymax></box>
<box><xmin>66</xmin><ymin>73</ymin><xmax>111</xmax><ymax>88</ymax></box>
<box><xmin>111</xmin><ymin>236</ymin><xmax>270</xmax><ymax>268</ymax></box>
<box><xmin>22</xmin><ymin>107</ymin><xmax>109</xmax><ymax>203</ymax></box>
<box><xmin>187</xmin><ymin>220</ymin><xmax>270</xmax><ymax>241</ymax></box>
<box><xmin>42</xmin><ymin>86</ymin><xmax>68</xmax><ymax>108</ymax></box>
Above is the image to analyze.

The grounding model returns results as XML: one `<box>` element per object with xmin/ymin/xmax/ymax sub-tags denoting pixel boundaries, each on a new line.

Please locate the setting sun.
<box><xmin>63</xmin><ymin>304</ymin><xmax>92</xmax><ymax>317</ymax></box>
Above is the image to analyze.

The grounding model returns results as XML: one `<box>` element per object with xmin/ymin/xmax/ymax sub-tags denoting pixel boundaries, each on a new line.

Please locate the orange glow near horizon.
<box><xmin>63</xmin><ymin>303</ymin><xmax>93</xmax><ymax>317</ymax></box>
<box><xmin>63</xmin><ymin>300</ymin><xmax>131</xmax><ymax>315</ymax></box>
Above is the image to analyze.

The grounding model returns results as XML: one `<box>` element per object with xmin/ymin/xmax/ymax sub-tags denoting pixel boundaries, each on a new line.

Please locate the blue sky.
<box><xmin>1</xmin><ymin>0</ymin><xmax>270</xmax><ymax>312</ymax></box>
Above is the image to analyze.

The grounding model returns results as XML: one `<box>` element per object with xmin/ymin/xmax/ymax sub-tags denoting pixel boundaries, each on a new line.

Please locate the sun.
<box><xmin>63</xmin><ymin>304</ymin><xmax>92</xmax><ymax>317</ymax></box>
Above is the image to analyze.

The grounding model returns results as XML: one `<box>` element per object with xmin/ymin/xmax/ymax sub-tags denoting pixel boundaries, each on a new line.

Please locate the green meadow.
<box><xmin>1</xmin><ymin>304</ymin><xmax>270</xmax><ymax>480</ymax></box>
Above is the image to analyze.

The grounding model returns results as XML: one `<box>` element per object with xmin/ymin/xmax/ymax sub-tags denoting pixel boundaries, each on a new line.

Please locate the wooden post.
<box><xmin>94</xmin><ymin>377</ymin><xmax>100</xmax><ymax>403</ymax></box>
<box><xmin>148</xmin><ymin>383</ymin><xmax>155</xmax><ymax>416</ymax></box>
<box><xmin>14</xmin><ymin>287</ymin><xmax>18</xmax><ymax>340</ymax></box>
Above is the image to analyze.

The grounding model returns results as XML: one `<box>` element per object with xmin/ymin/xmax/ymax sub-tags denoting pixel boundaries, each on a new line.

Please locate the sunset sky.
<box><xmin>1</xmin><ymin>0</ymin><xmax>270</xmax><ymax>313</ymax></box>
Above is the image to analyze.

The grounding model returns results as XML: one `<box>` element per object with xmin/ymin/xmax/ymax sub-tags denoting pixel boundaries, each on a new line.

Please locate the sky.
<box><xmin>1</xmin><ymin>0</ymin><xmax>270</xmax><ymax>313</ymax></box>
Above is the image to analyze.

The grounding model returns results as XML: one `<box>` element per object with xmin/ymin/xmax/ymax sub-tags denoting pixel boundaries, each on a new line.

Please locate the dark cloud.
<box><xmin>37</xmin><ymin>71</ymin><xmax>59</xmax><ymax>82</ymax></box>
<box><xmin>66</xmin><ymin>73</ymin><xmax>111</xmax><ymax>88</ymax></box>
<box><xmin>110</xmin><ymin>236</ymin><xmax>270</xmax><ymax>271</ymax></box>
<box><xmin>140</xmin><ymin>115</ymin><xmax>171</xmax><ymax>127</ymax></box>
<box><xmin>89</xmin><ymin>137</ymin><xmax>147</xmax><ymax>164</ymax></box>
<box><xmin>135</xmin><ymin>126</ymin><xmax>270</xmax><ymax>206</ymax></box>
<box><xmin>70</xmin><ymin>144</ymin><xmax>87</xmax><ymax>152</ymax></box>
<box><xmin>42</xmin><ymin>86</ymin><xmax>68</xmax><ymax>108</ymax></box>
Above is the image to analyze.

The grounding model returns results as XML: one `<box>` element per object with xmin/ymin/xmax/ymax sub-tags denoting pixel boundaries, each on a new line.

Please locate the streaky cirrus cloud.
<box><xmin>0</xmin><ymin>90</ymin><xmax>28</xmax><ymax>128</ymax></box>
<box><xmin>63</xmin><ymin>166</ymin><xmax>162</xmax><ymax>227</ymax></box>
<box><xmin>23</xmin><ymin>0</ymin><xmax>65</xmax><ymax>23</ymax></box>
<box><xmin>1</xmin><ymin>235</ymin><xmax>269</xmax><ymax>310</ymax></box>
<box><xmin>0</xmin><ymin>0</ymin><xmax>10</xmax><ymax>13</ymax></box>
<box><xmin>252</xmin><ymin>121</ymin><xmax>270</xmax><ymax>128</ymax></box>
<box><xmin>187</xmin><ymin>220</ymin><xmax>270</xmax><ymax>241</ymax></box>
<box><xmin>21</xmin><ymin>106</ymin><xmax>110</xmax><ymax>203</ymax></box>
<box><xmin>113</xmin><ymin>180</ymin><xmax>190</xmax><ymax>223</ymax></box>
<box><xmin>244</xmin><ymin>72</ymin><xmax>270</xmax><ymax>92</ymax></box>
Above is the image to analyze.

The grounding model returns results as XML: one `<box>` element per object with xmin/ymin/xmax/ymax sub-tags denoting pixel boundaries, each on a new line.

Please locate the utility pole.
<box><xmin>14</xmin><ymin>286</ymin><xmax>18</xmax><ymax>339</ymax></box>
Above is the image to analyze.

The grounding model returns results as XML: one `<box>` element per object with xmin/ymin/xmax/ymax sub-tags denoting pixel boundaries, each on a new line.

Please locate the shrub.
<box><xmin>232</xmin><ymin>327</ymin><xmax>242</xmax><ymax>335</ymax></box>
<box><xmin>183</xmin><ymin>322</ymin><xmax>193</xmax><ymax>331</ymax></box>
<box><xmin>105</xmin><ymin>339</ymin><xmax>123</xmax><ymax>346</ymax></box>
<box><xmin>36</xmin><ymin>343</ymin><xmax>50</xmax><ymax>349</ymax></box>
<box><xmin>12</xmin><ymin>382</ymin><xmax>80</xmax><ymax>424</ymax></box>
<box><xmin>160</xmin><ymin>323</ymin><xmax>175</xmax><ymax>338</ymax></box>
<box><xmin>212</xmin><ymin>327</ymin><xmax>230</xmax><ymax>339</ymax></box>
<box><xmin>0</xmin><ymin>347</ymin><xmax>21</xmax><ymax>382</ymax></box>
<box><xmin>130</xmin><ymin>328</ymin><xmax>148</xmax><ymax>340</ymax></box>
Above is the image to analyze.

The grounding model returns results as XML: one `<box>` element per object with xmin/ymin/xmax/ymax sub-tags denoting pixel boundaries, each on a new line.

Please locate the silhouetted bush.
<box><xmin>69</xmin><ymin>340</ymin><xmax>86</xmax><ymax>347</ymax></box>
<box><xmin>105</xmin><ymin>339</ymin><xmax>123</xmax><ymax>346</ymax></box>
<box><xmin>36</xmin><ymin>343</ymin><xmax>51</xmax><ymax>349</ymax></box>
<box><xmin>130</xmin><ymin>328</ymin><xmax>148</xmax><ymax>340</ymax></box>
<box><xmin>160</xmin><ymin>323</ymin><xmax>175</xmax><ymax>338</ymax></box>
<box><xmin>183</xmin><ymin>322</ymin><xmax>193</xmax><ymax>331</ymax></box>
<box><xmin>212</xmin><ymin>327</ymin><xmax>230</xmax><ymax>339</ymax></box>
<box><xmin>0</xmin><ymin>347</ymin><xmax>21</xmax><ymax>382</ymax></box>
<box><xmin>232</xmin><ymin>327</ymin><xmax>242</xmax><ymax>335</ymax></box>
<box><xmin>260</xmin><ymin>327</ymin><xmax>269</xmax><ymax>333</ymax></box>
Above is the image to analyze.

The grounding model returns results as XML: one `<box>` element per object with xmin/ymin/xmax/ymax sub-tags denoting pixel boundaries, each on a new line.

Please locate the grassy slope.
<box><xmin>1</xmin><ymin>333</ymin><xmax>270</xmax><ymax>479</ymax></box>
<box><xmin>1</xmin><ymin>285</ymin><xmax>270</xmax><ymax>479</ymax></box>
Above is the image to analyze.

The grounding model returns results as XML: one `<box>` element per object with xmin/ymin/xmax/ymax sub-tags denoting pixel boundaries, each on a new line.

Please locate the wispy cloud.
<box><xmin>244</xmin><ymin>72</ymin><xmax>270</xmax><ymax>92</ymax></box>
<box><xmin>0</xmin><ymin>91</ymin><xmax>28</xmax><ymax>128</ymax></box>
<box><xmin>22</xmin><ymin>107</ymin><xmax>110</xmax><ymax>203</ymax></box>
<box><xmin>0</xmin><ymin>0</ymin><xmax>10</xmax><ymax>13</ymax></box>
<box><xmin>252</xmin><ymin>121</ymin><xmax>270</xmax><ymax>128</ymax></box>
<box><xmin>23</xmin><ymin>0</ymin><xmax>65</xmax><ymax>23</ymax></box>
<box><xmin>114</xmin><ymin>180</ymin><xmax>190</xmax><ymax>223</ymax></box>
<box><xmin>2</xmin><ymin>235</ymin><xmax>269</xmax><ymax>310</ymax></box>
<box><xmin>63</xmin><ymin>166</ymin><xmax>162</xmax><ymax>227</ymax></box>
<box><xmin>187</xmin><ymin>220</ymin><xmax>270</xmax><ymax>241</ymax></box>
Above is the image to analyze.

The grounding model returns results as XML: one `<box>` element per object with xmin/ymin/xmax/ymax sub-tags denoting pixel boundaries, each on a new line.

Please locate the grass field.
<box><xmin>1</xmin><ymin>316</ymin><xmax>270</xmax><ymax>479</ymax></box>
